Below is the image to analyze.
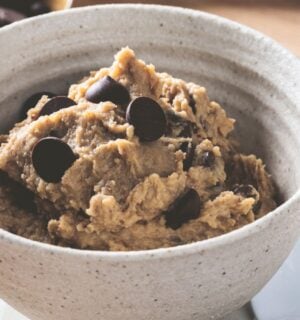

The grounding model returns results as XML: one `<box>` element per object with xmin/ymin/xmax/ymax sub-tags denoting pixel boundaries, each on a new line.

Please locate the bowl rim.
<box><xmin>0</xmin><ymin>3</ymin><xmax>300</xmax><ymax>260</ymax></box>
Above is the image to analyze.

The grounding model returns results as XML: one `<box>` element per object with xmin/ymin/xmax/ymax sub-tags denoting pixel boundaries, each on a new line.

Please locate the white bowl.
<box><xmin>0</xmin><ymin>4</ymin><xmax>300</xmax><ymax>320</ymax></box>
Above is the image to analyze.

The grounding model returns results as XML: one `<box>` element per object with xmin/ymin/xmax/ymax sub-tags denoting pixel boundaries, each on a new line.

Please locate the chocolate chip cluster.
<box><xmin>28</xmin><ymin>77</ymin><xmax>170</xmax><ymax>182</ymax></box>
<box><xmin>27</xmin><ymin>75</ymin><xmax>204</xmax><ymax>229</ymax></box>
<box><xmin>86</xmin><ymin>76</ymin><xmax>167</xmax><ymax>142</ymax></box>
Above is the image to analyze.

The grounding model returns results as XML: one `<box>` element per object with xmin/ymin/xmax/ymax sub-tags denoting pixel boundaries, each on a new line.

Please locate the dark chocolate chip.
<box><xmin>0</xmin><ymin>6</ymin><xmax>25</xmax><ymax>27</ymax></box>
<box><xmin>180</xmin><ymin>142</ymin><xmax>195</xmax><ymax>171</ymax></box>
<box><xmin>29</xmin><ymin>1</ymin><xmax>50</xmax><ymax>16</ymax></box>
<box><xmin>22</xmin><ymin>91</ymin><xmax>55</xmax><ymax>119</ymax></box>
<box><xmin>202</xmin><ymin>151</ymin><xmax>215</xmax><ymax>167</ymax></box>
<box><xmin>39</xmin><ymin>96</ymin><xmax>76</xmax><ymax>117</ymax></box>
<box><xmin>32</xmin><ymin>137</ymin><xmax>77</xmax><ymax>183</ymax></box>
<box><xmin>232</xmin><ymin>184</ymin><xmax>256</xmax><ymax>198</ymax></box>
<box><xmin>126</xmin><ymin>96</ymin><xmax>166</xmax><ymax>142</ymax></box>
<box><xmin>85</xmin><ymin>76</ymin><xmax>130</xmax><ymax>105</ymax></box>
<box><xmin>189</xmin><ymin>94</ymin><xmax>196</xmax><ymax>114</ymax></box>
<box><xmin>165</xmin><ymin>189</ymin><xmax>202</xmax><ymax>230</ymax></box>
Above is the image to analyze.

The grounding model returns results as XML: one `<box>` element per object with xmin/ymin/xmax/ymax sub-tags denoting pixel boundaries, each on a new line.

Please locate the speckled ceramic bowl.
<box><xmin>0</xmin><ymin>5</ymin><xmax>300</xmax><ymax>320</ymax></box>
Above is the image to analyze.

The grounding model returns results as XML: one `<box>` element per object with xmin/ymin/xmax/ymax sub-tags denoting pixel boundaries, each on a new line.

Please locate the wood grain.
<box><xmin>72</xmin><ymin>0</ymin><xmax>300</xmax><ymax>56</ymax></box>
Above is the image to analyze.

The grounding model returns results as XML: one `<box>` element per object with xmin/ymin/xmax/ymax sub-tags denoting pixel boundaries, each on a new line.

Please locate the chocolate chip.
<box><xmin>165</xmin><ymin>189</ymin><xmax>202</xmax><ymax>230</ymax></box>
<box><xmin>180</xmin><ymin>142</ymin><xmax>195</xmax><ymax>171</ymax></box>
<box><xmin>126</xmin><ymin>97</ymin><xmax>166</xmax><ymax>142</ymax></box>
<box><xmin>22</xmin><ymin>91</ymin><xmax>55</xmax><ymax>119</ymax></box>
<box><xmin>85</xmin><ymin>76</ymin><xmax>130</xmax><ymax>105</ymax></box>
<box><xmin>32</xmin><ymin>137</ymin><xmax>77</xmax><ymax>183</ymax></box>
<box><xmin>202</xmin><ymin>151</ymin><xmax>215</xmax><ymax>167</ymax></box>
<box><xmin>39</xmin><ymin>96</ymin><xmax>76</xmax><ymax>117</ymax></box>
<box><xmin>232</xmin><ymin>184</ymin><xmax>256</xmax><ymax>198</ymax></box>
<box><xmin>29</xmin><ymin>1</ymin><xmax>50</xmax><ymax>16</ymax></box>
<box><xmin>0</xmin><ymin>6</ymin><xmax>25</xmax><ymax>27</ymax></box>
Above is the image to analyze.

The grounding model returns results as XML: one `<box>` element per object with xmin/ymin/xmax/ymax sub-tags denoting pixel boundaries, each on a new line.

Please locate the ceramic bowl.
<box><xmin>0</xmin><ymin>4</ymin><xmax>300</xmax><ymax>320</ymax></box>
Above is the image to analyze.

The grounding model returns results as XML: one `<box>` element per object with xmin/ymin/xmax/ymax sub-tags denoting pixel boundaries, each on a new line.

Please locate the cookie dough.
<box><xmin>0</xmin><ymin>48</ymin><xmax>277</xmax><ymax>251</ymax></box>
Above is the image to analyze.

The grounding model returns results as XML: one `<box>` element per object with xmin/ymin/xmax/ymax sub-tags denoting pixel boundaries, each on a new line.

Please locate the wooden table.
<box><xmin>73</xmin><ymin>0</ymin><xmax>300</xmax><ymax>57</ymax></box>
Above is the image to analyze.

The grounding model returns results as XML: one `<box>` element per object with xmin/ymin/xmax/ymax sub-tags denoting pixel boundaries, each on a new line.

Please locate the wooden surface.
<box><xmin>73</xmin><ymin>0</ymin><xmax>300</xmax><ymax>57</ymax></box>
<box><xmin>48</xmin><ymin>0</ymin><xmax>69</xmax><ymax>10</ymax></box>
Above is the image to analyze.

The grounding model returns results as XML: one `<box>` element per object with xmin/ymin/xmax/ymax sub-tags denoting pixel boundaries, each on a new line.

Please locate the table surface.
<box><xmin>73</xmin><ymin>0</ymin><xmax>300</xmax><ymax>57</ymax></box>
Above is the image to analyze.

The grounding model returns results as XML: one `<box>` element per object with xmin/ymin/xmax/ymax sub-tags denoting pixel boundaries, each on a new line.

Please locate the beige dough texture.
<box><xmin>0</xmin><ymin>48</ymin><xmax>277</xmax><ymax>251</ymax></box>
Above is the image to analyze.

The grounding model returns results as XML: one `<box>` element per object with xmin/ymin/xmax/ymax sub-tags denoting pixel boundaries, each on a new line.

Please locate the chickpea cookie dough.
<box><xmin>0</xmin><ymin>48</ymin><xmax>277</xmax><ymax>251</ymax></box>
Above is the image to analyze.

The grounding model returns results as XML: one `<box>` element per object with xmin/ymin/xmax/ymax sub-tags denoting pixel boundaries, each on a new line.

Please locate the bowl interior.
<box><xmin>0</xmin><ymin>5</ymin><xmax>299</xmax><ymax>204</ymax></box>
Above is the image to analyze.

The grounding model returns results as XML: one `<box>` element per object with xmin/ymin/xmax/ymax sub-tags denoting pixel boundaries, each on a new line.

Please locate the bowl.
<box><xmin>0</xmin><ymin>4</ymin><xmax>300</xmax><ymax>320</ymax></box>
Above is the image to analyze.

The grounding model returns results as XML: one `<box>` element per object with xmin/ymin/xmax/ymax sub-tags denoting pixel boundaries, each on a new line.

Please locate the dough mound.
<box><xmin>0</xmin><ymin>48</ymin><xmax>277</xmax><ymax>251</ymax></box>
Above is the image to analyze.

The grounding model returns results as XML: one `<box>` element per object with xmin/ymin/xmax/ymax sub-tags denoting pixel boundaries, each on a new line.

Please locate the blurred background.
<box><xmin>72</xmin><ymin>0</ymin><xmax>300</xmax><ymax>56</ymax></box>
<box><xmin>1</xmin><ymin>0</ymin><xmax>299</xmax><ymax>55</ymax></box>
